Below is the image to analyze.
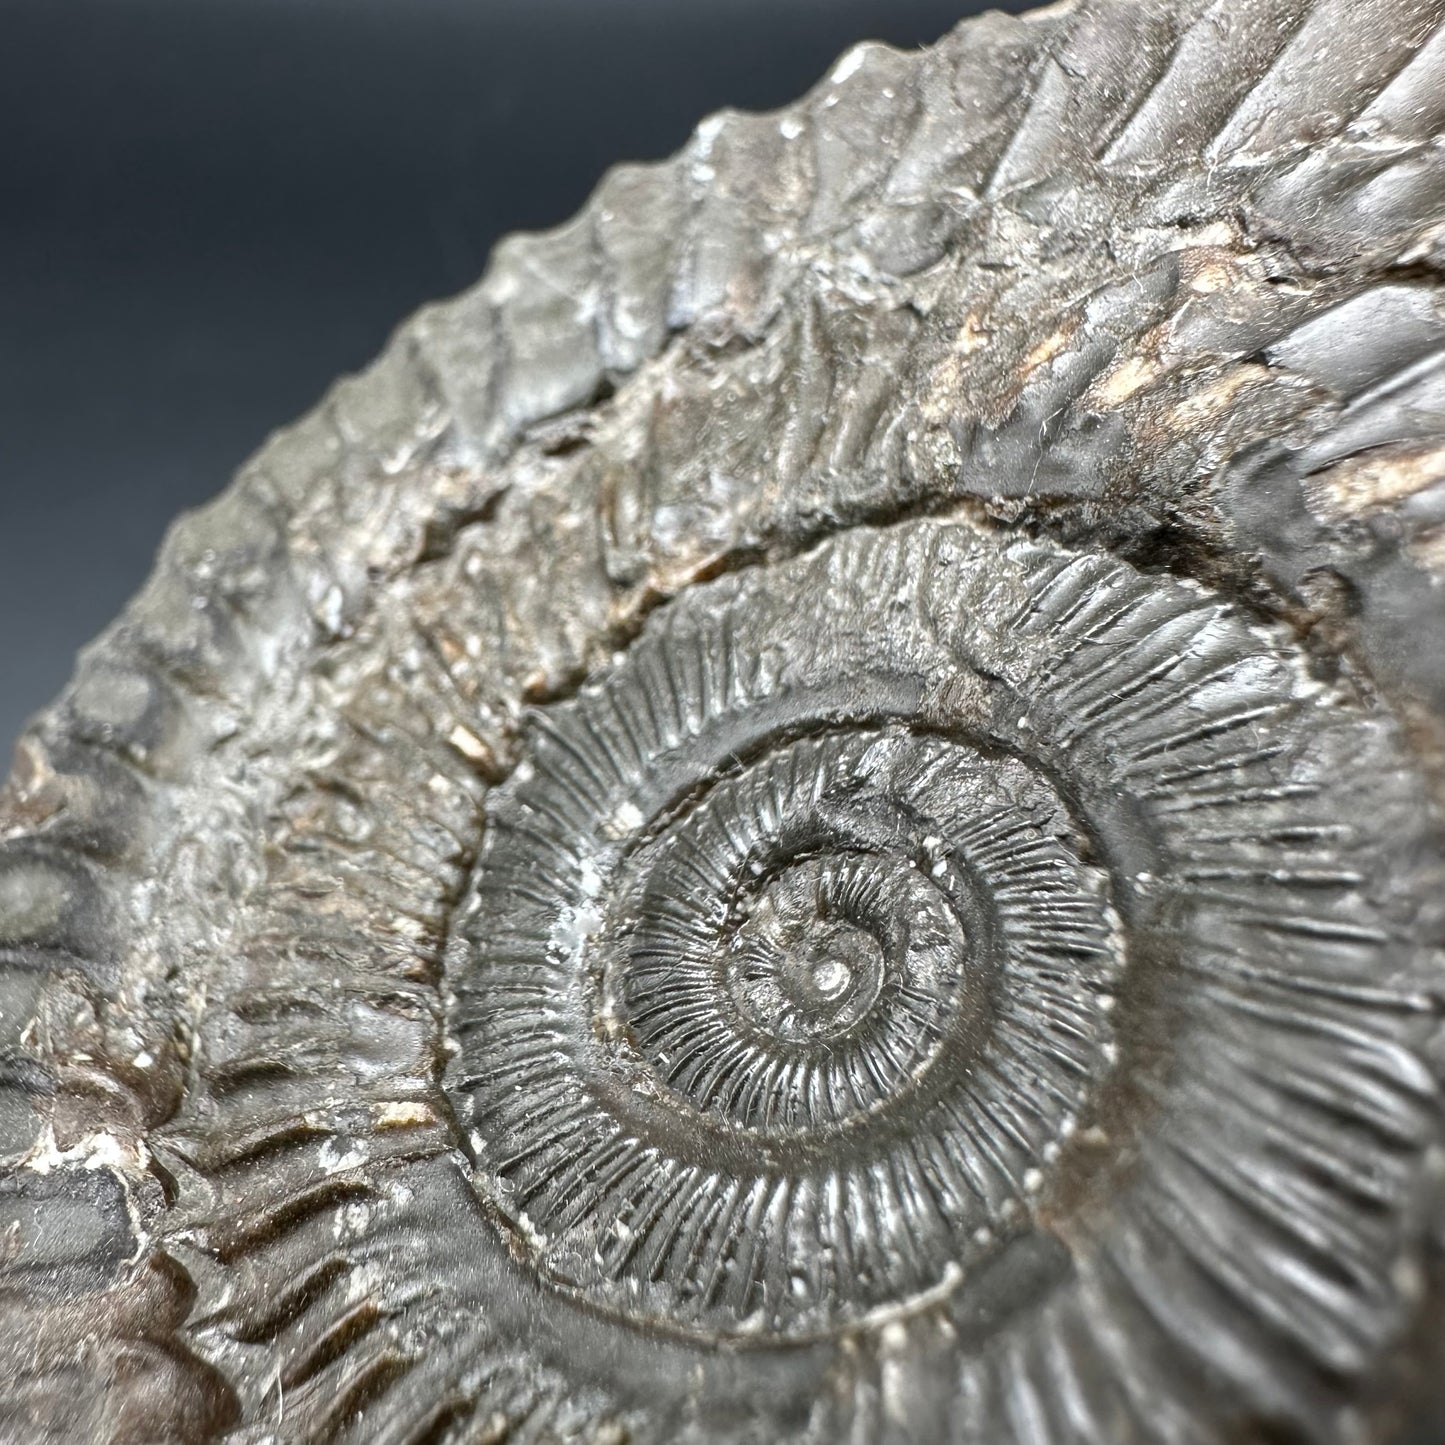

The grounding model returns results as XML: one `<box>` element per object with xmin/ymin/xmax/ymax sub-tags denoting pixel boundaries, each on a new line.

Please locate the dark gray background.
<box><xmin>0</xmin><ymin>0</ymin><xmax>1021</xmax><ymax>754</ymax></box>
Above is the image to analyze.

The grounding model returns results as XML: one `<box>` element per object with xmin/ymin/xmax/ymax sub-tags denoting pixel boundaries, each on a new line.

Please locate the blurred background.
<box><xmin>0</xmin><ymin>0</ymin><xmax>1025</xmax><ymax>752</ymax></box>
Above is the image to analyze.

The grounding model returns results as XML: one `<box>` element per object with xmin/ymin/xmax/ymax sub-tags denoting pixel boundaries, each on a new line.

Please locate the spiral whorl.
<box><xmin>448</xmin><ymin>520</ymin><xmax>1434</xmax><ymax>1371</ymax></box>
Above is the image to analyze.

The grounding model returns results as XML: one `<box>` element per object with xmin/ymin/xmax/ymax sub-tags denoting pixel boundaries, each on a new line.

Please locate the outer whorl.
<box><xmin>3</xmin><ymin>2</ymin><xmax>1445</xmax><ymax>1443</ymax></box>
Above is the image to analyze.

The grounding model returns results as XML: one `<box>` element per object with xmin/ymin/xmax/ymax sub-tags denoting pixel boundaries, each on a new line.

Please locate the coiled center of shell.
<box><xmin>456</xmin><ymin>709</ymin><xmax>1120</xmax><ymax>1333</ymax></box>
<box><xmin>726</xmin><ymin>856</ymin><xmax>899</xmax><ymax>1042</ymax></box>
<box><xmin>438</xmin><ymin>521</ymin><xmax>1435</xmax><ymax>1361</ymax></box>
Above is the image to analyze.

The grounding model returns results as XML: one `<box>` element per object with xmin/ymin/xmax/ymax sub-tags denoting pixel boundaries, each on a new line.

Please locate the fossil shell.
<box><xmin>455</xmin><ymin>522</ymin><xmax>1433</xmax><ymax>1384</ymax></box>
<box><xmin>4</xmin><ymin>1</ymin><xmax>1445</xmax><ymax>1442</ymax></box>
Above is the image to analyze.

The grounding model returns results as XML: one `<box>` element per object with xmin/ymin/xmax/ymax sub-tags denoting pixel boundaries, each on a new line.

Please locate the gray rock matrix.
<box><xmin>2</xmin><ymin>1</ymin><xmax>1445</xmax><ymax>1441</ymax></box>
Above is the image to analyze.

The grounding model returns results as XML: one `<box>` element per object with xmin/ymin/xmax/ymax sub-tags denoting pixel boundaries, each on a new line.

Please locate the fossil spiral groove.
<box><xmin>3</xmin><ymin>0</ymin><xmax>1445</xmax><ymax>1441</ymax></box>
<box><xmin>452</xmin><ymin>521</ymin><xmax>1433</xmax><ymax>1368</ymax></box>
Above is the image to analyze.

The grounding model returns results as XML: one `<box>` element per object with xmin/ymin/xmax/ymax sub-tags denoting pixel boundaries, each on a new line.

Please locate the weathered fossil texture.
<box><xmin>3</xmin><ymin>1</ymin><xmax>1445</xmax><ymax>1441</ymax></box>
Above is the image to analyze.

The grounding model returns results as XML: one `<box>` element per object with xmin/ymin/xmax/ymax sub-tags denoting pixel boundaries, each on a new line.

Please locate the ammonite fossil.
<box><xmin>4</xmin><ymin>1</ymin><xmax>1445</xmax><ymax>1441</ymax></box>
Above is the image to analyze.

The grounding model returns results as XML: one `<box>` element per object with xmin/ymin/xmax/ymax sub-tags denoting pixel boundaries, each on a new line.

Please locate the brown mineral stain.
<box><xmin>918</xmin><ymin>317</ymin><xmax>991</xmax><ymax>426</ymax></box>
<box><xmin>1</xmin><ymin>737</ymin><xmax>65</xmax><ymax>832</ymax></box>
<box><xmin>1179</xmin><ymin>247</ymin><xmax>1244</xmax><ymax>296</ymax></box>
<box><xmin>957</xmin><ymin>313</ymin><xmax>992</xmax><ymax>354</ymax></box>
<box><xmin>1166</xmin><ymin>362</ymin><xmax>1270</xmax><ymax>429</ymax></box>
<box><xmin>1162</xmin><ymin>220</ymin><xmax>1239</xmax><ymax>252</ymax></box>
<box><xmin>1307</xmin><ymin>440</ymin><xmax>1445</xmax><ymax>523</ymax></box>
<box><xmin>447</xmin><ymin>722</ymin><xmax>489</xmax><ymax>762</ymax></box>
<box><xmin>1408</xmin><ymin>524</ymin><xmax>1445</xmax><ymax>575</ymax></box>
<box><xmin>1020</xmin><ymin>321</ymin><xmax>1076</xmax><ymax>378</ymax></box>
<box><xmin>1090</xmin><ymin>353</ymin><xmax>1163</xmax><ymax>408</ymax></box>
<box><xmin>372</xmin><ymin>1101</ymin><xmax>437</xmax><ymax>1130</ymax></box>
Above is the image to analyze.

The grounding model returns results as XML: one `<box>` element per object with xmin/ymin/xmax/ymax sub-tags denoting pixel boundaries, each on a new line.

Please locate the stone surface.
<box><xmin>3</xmin><ymin>1</ymin><xmax>1445</xmax><ymax>1441</ymax></box>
